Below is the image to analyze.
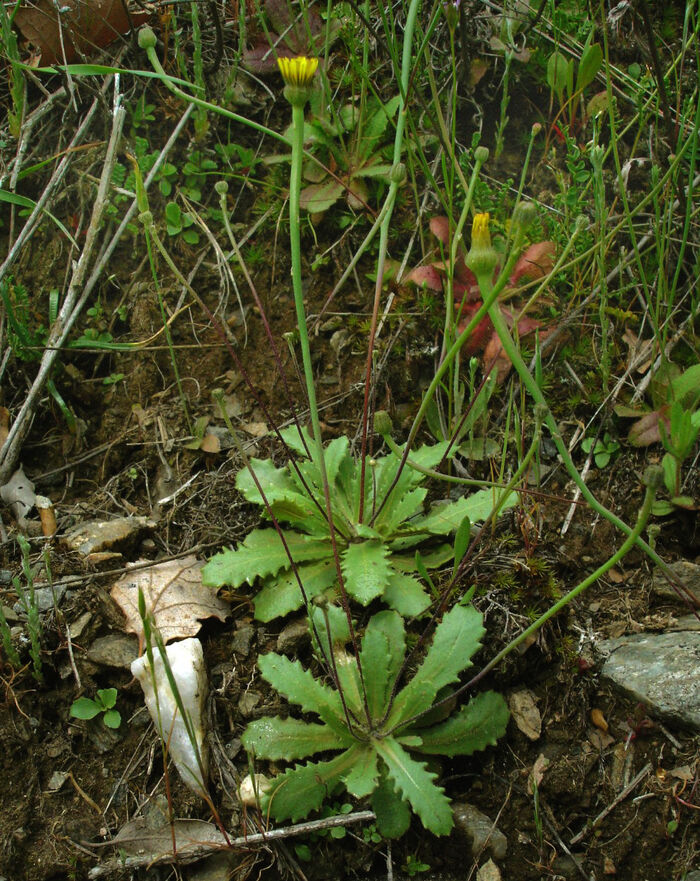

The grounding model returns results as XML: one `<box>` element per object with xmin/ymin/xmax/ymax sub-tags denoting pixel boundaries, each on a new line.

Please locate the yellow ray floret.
<box><xmin>278</xmin><ymin>56</ymin><xmax>319</xmax><ymax>88</ymax></box>
<box><xmin>471</xmin><ymin>212</ymin><xmax>491</xmax><ymax>249</ymax></box>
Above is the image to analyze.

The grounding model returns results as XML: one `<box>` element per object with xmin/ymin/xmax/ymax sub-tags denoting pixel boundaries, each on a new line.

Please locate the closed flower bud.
<box><xmin>138</xmin><ymin>27</ymin><xmax>157</xmax><ymax>50</ymax></box>
<box><xmin>390</xmin><ymin>162</ymin><xmax>406</xmax><ymax>184</ymax></box>
<box><xmin>215</xmin><ymin>180</ymin><xmax>228</xmax><ymax>196</ymax></box>
<box><xmin>374</xmin><ymin>410</ymin><xmax>393</xmax><ymax>436</ymax></box>
<box><xmin>474</xmin><ymin>146</ymin><xmax>489</xmax><ymax>164</ymax></box>
<box><xmin>511</xmin><ymin>201</ymin><xmax>537</xmax><ymax>234</ymax></box>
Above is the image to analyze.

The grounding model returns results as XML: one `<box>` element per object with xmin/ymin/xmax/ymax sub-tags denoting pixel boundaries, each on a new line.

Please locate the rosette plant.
<box><xmin>408</xmin><ymin>215</ymin><xmax>555</xmax><ymax>381</ymax></box>
<box><xmin>241</xmin><ymin>604</ymin><xmax>509</xmax><ymax>836</ymax></box>
<box><xmin>202</xmin><ymin>426</ymin><xmax>515</xmax><ymax>621</ymax></box>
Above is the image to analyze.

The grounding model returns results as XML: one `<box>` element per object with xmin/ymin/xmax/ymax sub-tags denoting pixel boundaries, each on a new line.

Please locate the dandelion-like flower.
<box><xmin>278</xmin><ymin>56</ymin><xmax>318</xmax><ymax>88</ymax></box>
<box><xmin>466</xmin><ymin>213</ymin><xmax>498</xmax><ymax>282</ymax></box>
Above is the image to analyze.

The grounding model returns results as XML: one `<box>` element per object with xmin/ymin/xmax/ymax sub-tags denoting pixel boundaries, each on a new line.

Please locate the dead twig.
<box><xmin>86</xmin><ymin>810</ymin><xmax>376</xmax><ymax>878</ymax></box>
<box><xmin>0</xmin><ymin>92</ymin><xmax>125</xmax><ymax>484</ymax></box>
<box><xmin>569</xmin><ymin>763</ymin><xmax>652</xmax><ymax>846</ymax></box>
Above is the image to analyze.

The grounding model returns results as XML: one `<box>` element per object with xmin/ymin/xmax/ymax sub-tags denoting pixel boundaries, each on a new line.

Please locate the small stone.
<box><xmin>87</xmin><ymin>633</ymin><xmax>139</xmax><ymax>669</ymax></box>
<box><xmin>62</xmin><ymin>516</ymin><xmax>155</xmax><ymax>556</ymax></box>
<box><xmin>238</xmin><ymin>691</ymin><xmax>261</xmax><ymax>717</ymax></box>
<box><xmin>47</xmin><ymin>770</ymin><xmax>69</xmax><ymax>791</ymax></box>
<box><xmin>13</xmin><ymin>584</ymin><xmax>66</xmax><ymax>616</ymax></box>
<box><xmin>452</xmin><ymin>803</ymin><xmax>507</xmax><ymax>860</ymax></box>
<box><xmin>69</xmin><ymin>611</ymin><xmax>92</xmax><ymax>639</ymax></box>
<box><xmin>276</xmin><ymin>617</ymin><xmax>309</xmax><ymax>655</ymax></box>
<box><xmin>476</xmin><ymin>859</ymin><xmax>501</xmax><ymax>881</ymax></box>
<box><xmin>231</xmin><ymin>623</ymin><xmax>255</xmax><ymax>658</ymax></box>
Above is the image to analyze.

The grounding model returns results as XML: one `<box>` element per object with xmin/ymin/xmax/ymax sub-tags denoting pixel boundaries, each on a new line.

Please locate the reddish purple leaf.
<box><xmin>509</xmin><ymin>241</ymin><xmax>555</xmax><ymax>285</ymax></box>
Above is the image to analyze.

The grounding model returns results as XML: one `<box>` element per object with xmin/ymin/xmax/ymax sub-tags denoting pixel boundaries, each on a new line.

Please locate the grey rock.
<box><xmin>238</xmin><ymin>691</ymin><xmax>261</xmax><ymax>717</ymax></box>
<box><xmin>62</xmin><ymin>516</ymin><xmax>155</xmax><ymax>556</ymax></box>
<box><xmin>599</xmin><ymin>631</ymin><xmax>700</xmax><ymax>730</ymax></box>
<box><xmin>672</xmin><ymin>614</ymin><xmax>700</xmax><ymax>632</ymax></box>
<box><xmin>452</xmin><ymin>803</ymin><xmax>507</xmax><ymax>860</ymax></box>
<box><xmin>276</xmin><ymin>617</ymin><xmax>310</xmax><ymax>655</ymax></box>
<box><xmin>683</xmin><ymin>872</ymin><xmax>700</xmax><ymax>881</ymax></box>
<box><xmin>13</xmin><ymin>583</ymin><xmax>66</xmax><ymax>616</ymax></box>
<box><xmin>231</xmin><ymin>623</ymin><xmax>255</xmax><ymax>657</ymax></box>
<box><xmin>652</xmin><ymin>560</ymin><xmax>700</xmax><ymax>606</ymax></box>
<box><xmin>87</xmin><ymin>633</ymin><xmax>139</xmax><ymax>669</ymax></box>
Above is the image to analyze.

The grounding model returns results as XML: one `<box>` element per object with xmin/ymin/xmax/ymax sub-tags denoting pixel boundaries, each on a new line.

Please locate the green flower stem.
<box><xmin>444</xmin><ymin>152</ymin><xmax>488</xmax><ymax>414</ymax></box>
<box><xmin>357</xmin><ymin>0</ymin><xmax>422</xmax><ymax>522</ymax></box>
<box><xmin>289</xmin><ymin>102</ymin><xmax>326</xmax><ymax>481</ymax></box>
<box><xmin>141</xmin><ymin>37</ymin><xmax>286</xmax><ymax>146</ymax></box>
<box><xmin>483</xmin><ymin>276</ymin><xmax>673</xmax><ymax>576</ymax></box>
<box><xmin>287</xmin><ymin>97</ymin><xmax>372</xmax><ymax>727</ymax></box>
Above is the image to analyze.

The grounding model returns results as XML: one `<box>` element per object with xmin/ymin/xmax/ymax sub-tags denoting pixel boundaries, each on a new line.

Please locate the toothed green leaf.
<box><xmin>253</xmin><ymin>558</ymin><xmax>337</xmax><ymax>621</ymax></box>
<box><xmin>389</xmin><ymin>605</ymin><xmax>485</xmax><ymax>727</ymax></box>
<box><xmin>383</xmin><ymin>571</ymin><xmax>431</xmax><ymax>617</ymax></box>
<box><xmin>341</xmin><ymin>540</ymin><xmax>391</xmax><ymax>605</ymax></box>
<box><xmin>343</xmin><ymin>746</ymin><xmax>379</xmax><ymax>798</ymax></box>
<box><xmin>359</xmin><ymin>611</ymin><xmax>405</xmax><ymax>721</ymax></box>
<box><xmin>202</xmin><ymin>530</ymin><xmax>331</xmax><ymax>589</ymax></box>
<box><xmin>278</xmin><ymin>425</ymin><xmax>314</xmax><ymax>458</ymax></box>
<box><xmin>407</xmin><ymin>489</ymin><xmax>516</xmax><ymax>536</ymax></box>
<box><xmin>242</xmin><ymin>716</ymin><xmax>350</xmax><ymax>761</ymax></box>
<box><xmin>257</xmin><ymin>653</ymin><xmax>347</xmax><ymax>736</ymax></box>
<box><xmin>375</xmin><ymin>736</ymin><xmax>454</xmax><ymax>835</ymax></box>
<box><xmin>410</xmin><ymin>691</ymin><xmax>510</xmax><ymax>756</ymax></box>
<box><xmin>371</xmin><ymin>772</ymin><xmax>411</xmax><ymax>838</ymax></box>
<box><xmin>265</xmin><ymin>748</ymin><xmax>362</xmax><ymax>822</ymax></box>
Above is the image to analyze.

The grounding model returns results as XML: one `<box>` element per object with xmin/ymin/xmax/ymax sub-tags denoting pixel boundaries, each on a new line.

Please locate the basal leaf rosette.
<box><xmin>241</xmin><ymin>606</ymin><xmax>509</xmax><ymax>836</ymax></box>
<box><xmin>202</xmin><ymin>427</ymin><xmax>516</xmax><ymax>621</ymax></box>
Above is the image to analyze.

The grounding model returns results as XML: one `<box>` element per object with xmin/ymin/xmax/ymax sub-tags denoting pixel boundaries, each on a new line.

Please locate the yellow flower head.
<box><xmin>278</xmin><ymin>56</ymin><xmax>318</xmax><ymax>88</ymax></box>
<box><xmin>466</xmin><ymin>212</ymin><xmax>498</xmax><ymax>282</ymax></box>
<box><xmin>471</xmin><ymin>213</ymin><xmax>491</xmax><ymax>249</ymax></box>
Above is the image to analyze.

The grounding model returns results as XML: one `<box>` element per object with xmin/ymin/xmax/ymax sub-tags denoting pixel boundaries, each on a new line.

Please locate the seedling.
<box><xmin>581</xmin><ymin>432</ymin><xmax>620</xmax><ymax>468</ymax></box>
<box><xmin>70</xmin><ymin>688</ymin><xmax>121</xmax><ymax>729</ymax></box>
<box><xmin>546</xmin><ymin>30</ymin><xmax>604</xmax><ymax>130</ymax></box>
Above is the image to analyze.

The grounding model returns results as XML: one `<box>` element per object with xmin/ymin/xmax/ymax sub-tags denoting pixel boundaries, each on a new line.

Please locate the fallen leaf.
<box><xmin>0</xmin><ymin>466</ymin><xmax>36</xmax><ymax>523</ymax></box>
<box><xmin>507</xmin><ymin>688</ymin><xmax>542</xmax><ymax>740</ymax></box>
<box><xmin>591</xmin><ymin>708</ymin><xmax>609</xmax><ymax>732</ymax></box>
<box><xmin>15</xmin><ymin>0</ymin><xmax>148</xmax><ymax>66</ymax></box>
<box><xmin>528</xmin><ymin>753</ymin><xmax>550</xmax><ymax>792</ymax></box>
<box><xmin>113</xmin><ymin>817</ymin><xmax>227</xmax><ymax>858</ymax></box>
<box><xmin>111</xmin><ymin>556</ymin><xmax>230</xmax><ymax>642</ymax></box>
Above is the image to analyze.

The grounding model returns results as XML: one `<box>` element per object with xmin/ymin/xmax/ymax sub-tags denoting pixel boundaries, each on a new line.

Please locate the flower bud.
<box><xmin>642</xmin><ymin>465</ymin><xmax>665</xmax><ymax>491</ymax></box>
<box><xmin>511</xmin><ymin>201</ymin><xmax>537</xmax><ymax>234</ymax></box>
<box><xmin>215</xmin><ymin>180</ymin><xmax>228</xmax><ymax>196</ymax></box>
<box><xmin>474</xmin><ymin>146</ymin><xmax>489</xmax><ymax>165</ymax></box>
<box><xmin>138</xmin><ymin>27</ymin><xmax>157</xmax><ymax>50</ymax></box>
<box><xmin>374</xmin><ymin>410</ymin><xmax>393</xmax><ymax>436</ymax></box>
<box><xmin>390</xmin><ymin>162</ymin><xmax>406</xmax><ymax>185</ymax></box>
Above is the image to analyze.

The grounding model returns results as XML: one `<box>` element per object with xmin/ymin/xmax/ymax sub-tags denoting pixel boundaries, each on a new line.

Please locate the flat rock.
<box><xmin>652</xmin><ymin>560</ymin><xmax>700</xmax><ymax>606</ymax></box>
<box><xmin>87</xmin><ymin>633</ymin><xmax>139</xmax><ymax>669</ymax></box>
<box><xmin>276</xmin><ymin>617</ymin><xmax>309</xmax><ymax>655</ymax></box>
<box><xmin>598</xmin><ymin>631</ymin><xmax>700</xmax><ymax>731</ymax></box>
<box><xmin>62</xmin><ymin>516</ymin><xmax>155</xmax><ymax>556</ymax></box>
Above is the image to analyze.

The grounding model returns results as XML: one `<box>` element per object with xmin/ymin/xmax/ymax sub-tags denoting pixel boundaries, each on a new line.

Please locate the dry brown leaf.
<box><xmin>15</xmin><ymin>0</ymin><xmax>148</xmax><ymax>66</ymax></box>
<box><xmin>507</xmin><ymin>688</ymin><xmax>542</xmax><ymax>741</ymax></box>
<box><xmin>591</xmin><ymin>708</ymin><xmax>609</xmax><ymax>732</ymax></box>
<box><xmin>200</xmin><ymin>433</ymin><xmax>221</xmax><ymax>455</ymax></box>
<box><xmin>111</xmin><ymin>555</ymin><xmax>229</xmax><ymax>642</ymax></box>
